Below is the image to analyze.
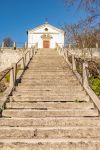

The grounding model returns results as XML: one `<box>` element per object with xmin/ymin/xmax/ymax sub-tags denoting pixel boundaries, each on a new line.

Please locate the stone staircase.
<box><xmin>0</xmin><ymin>48</ymin><xmax>100</xmax><ymax>150</ymax></box>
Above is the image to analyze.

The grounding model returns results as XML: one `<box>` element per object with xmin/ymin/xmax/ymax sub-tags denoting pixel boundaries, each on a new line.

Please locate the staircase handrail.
<box><xmin>0</xmin><ymin>44</ymin><xmax>38</xmax><ymax>112</ymax></box>
<box><xmin>56</xmin><ymin>44</ymin><xmax>100</xmax><ymax>112</ymax></box>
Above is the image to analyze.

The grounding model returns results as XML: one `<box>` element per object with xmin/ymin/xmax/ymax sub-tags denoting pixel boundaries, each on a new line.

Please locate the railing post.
<box><xmin>24</xmin><ymin>42</ymin><xmax>27</xmax><ymax>49</ymax></box>
<box><xmin>30</xmin><ymin>48</ymin><xmax>33</xmax><ymax>58</ymax></box>
<box><xmin>33</xmin><ymin>47</ymin><xmax>36</xmax><ymax>55</ymax></box>
<box><xmin>28</xmin><ymin>51</ymin><xmax>31</xmax><ymax>62</ymax></box>
<box><xmin>12</xmin><ymin>63</ymin><xmax>17</xmax><ymax>83</ymax></box>
<box><xmin>2</xmin><ymin>42</ymin><xmax>4</xmax><ymax>48</ymax></box>
<box><xmin>64</xmin><ymin>50</ymin><xmax>69</xmax><ymax>63</ymax></box>
<box><xmin>72</xmin><ymin>55</ymin><xmax>76</xmax><ymax>71</ymax></box>
<box><xmin>21</xmin><ymin>57</ymin><xmax>25</xmax><ymax>70</ymax></box>
<box><xmin>24</xmin><ymin>54</ymin><xmax>26</xmax><ymax>68</ymax></box>
<box><xmin>25</xmin><ymin>53</ymin><xmax>29</xmax><ymax>66</ymax></box>
<box><xmin>13</xmin><ymin>42</ymin><xmax>16</xmax><ymax>50</ymax></box>
<box><xmin>10</xmin><ymin>66</ymin><xmax>14</xmax><ymax>88</ymax></box>
<box><xmin>83</xmin><ymin>61</ymin><xmax>89</xmax><ymax>88</ymax></box>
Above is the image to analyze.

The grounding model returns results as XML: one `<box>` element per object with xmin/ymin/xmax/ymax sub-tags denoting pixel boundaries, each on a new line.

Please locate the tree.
<box><xmin>64</xmin><ymin>0</ymin><xmax>100</xmax><ymax>28</ymax></box>
<box><xmin>3</xmin><ymin>37</ymin><xmax>13</xmax><ymax>47</ymax></box>
<box><xmin>64</xmin><ymin>0</ymin><xmax>100</xmax><ymax>15</ymax></box>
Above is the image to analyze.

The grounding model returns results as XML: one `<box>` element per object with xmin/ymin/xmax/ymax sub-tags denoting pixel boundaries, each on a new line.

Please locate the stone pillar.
<box><xmin>25</xmin><ymin>42</ymin><xmax>27</xmax><ymax>49</ymax></box>
<box><xmin>69</xmin><ymin>44</ymin><xmax>71</xmax><ymax>49</ymax></box>
<box><xmin>10</xmin><ymin>67</ymin><xmax>14</xmax><ymax>88</ymax></box>
<box><xmin>21</xmin><ymin>57</ymin><xmax>25</xmax><ymax>70</ymax></box>
<box><xmin>96</xmin><ymin>42</ymin><xmax>99</xmax><ymax>48</ymax></box>
<box><xmin>83</xmin><ymin>62</ymin><xmax>89</xmax><ymax>88</ymax></box>
<box><xmin>72</xmin><ymin>55</ymin><xmax>76</xmax><ymax>71</ymax></box>
<box><xmin>2</xmin><ymin>42</ymin><xmax>4</xmax><ymax>48</ymax></box>
<box><xmin>13</xmin><ymin>42</ymin><xmax>16</xmax><ymax>50</ymax></box>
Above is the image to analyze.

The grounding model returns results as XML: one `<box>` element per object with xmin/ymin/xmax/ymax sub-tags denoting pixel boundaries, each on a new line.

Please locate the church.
<box><xmin>27</xmin><ymin>22</ymin><xmax>64</xmax><ymax>49</ymax></box>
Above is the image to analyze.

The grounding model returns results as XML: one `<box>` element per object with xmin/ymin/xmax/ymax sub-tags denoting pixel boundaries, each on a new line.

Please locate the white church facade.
<box><xmin>27</xmin><ymin>22</ymin><xmax>64</xmax><ymax>49</ymax></box>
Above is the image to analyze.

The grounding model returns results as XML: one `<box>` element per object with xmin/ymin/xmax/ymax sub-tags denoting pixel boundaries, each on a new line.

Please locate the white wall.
<box><xmin>28</xmin><ymin>24</ymin><xmax>64</xmax><ymax>48</ymax></box>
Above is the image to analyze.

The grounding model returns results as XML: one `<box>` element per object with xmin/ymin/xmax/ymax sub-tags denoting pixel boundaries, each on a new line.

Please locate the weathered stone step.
<box><xmin>0</xmin><ymin>126</ymin><xmax>100</xmax><ymax>139</ymax></box>
<box><xmin>23</xmin><ymin>72</ymin><xmax>73</xmax><ymax>76</ymax></box>
<box><xmin>31</xmin><ymin>56</ymin><xmax>65</xmax><ymax>59</ymax></box>
<box><xmin>0</xmin><ymin>138</ymin><xmax>100</xmax><ymax>150</ymax></box>
<box><xmin>31</xmin><ymin>60</ymin><xmax>65</xmax><ymax>63</ymax></box>
<box><xmin>29</xmin><ymin>63</ymin><xmax>67</xmax><ymax>66</ymax></box>
<box><xmin>6</xmin><ymin>101</ymin><xmax>94</xmax><ymax>109</ymax></box>
<box><xmin>22</xmin><ymin>74</ymin><xmax>74</xmax><ymax>79</ymax></box>
<box><xmin>28</xmin><ymin>66</ymin><xmax>67</xmax><ymax>68</ymax></box>
<box><xmin>27</xmin><ymin>65</ymin><xmax>69</xmax><ymax>68</ymax></box>
<box><xmin>13</xmin><ymin>91</ymin><xmax>87</xmax><ymax>97</ymax></box>
<box><xmin>23</xmin><ymin>74</ymin><xmax>74</xmax><ymax>78</ymax></box>
<box><xmin>22</xmin><ymin>78</ymin><xmax>77</xmax><ymax>82</ymax></box>
<box><xmin>21</xmin><ymin>78</ymin><xmax>78</xmax><ymax>82</ymax></box>
<box><xmin>20</xmin><ymin>81</ymin><xmax>80</xmax><ymax>86</ymax></box>
<box><xmin>0</xmin><ymin>117</ymin><xmax>100</xmax><ymax>127</ymax></box>
<box><xmin>16</xmin><ymin>87</ymin><xmax>84</xmax><ymax>92</ymax></box>
<box><xmin>10</xmin><ymin>95</ymin><xmax>90</xmax><ymax>102</ymax></box>
<box><xmin>2</xmin><ymin>109</ymin><xmax>98</xmax><ymax>118</ymax></box>
<box><xmin>16</xmin><ymin>85</ymin><xmax>83</xmax><ymax>91</ymax></box>
<box><xmin>25</xmin><ymin>70</ymin><xmax>72</xmax><ymax>73</ymax></box>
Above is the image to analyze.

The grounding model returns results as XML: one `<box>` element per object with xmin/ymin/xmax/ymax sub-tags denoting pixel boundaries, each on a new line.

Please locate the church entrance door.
<box><xmin>43</xmin><ymin>40</ymin><xmax>50</xmax><ymax>48</ymax></box>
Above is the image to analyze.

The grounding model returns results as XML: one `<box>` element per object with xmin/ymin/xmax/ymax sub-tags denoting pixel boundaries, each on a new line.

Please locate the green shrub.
<box><xmin>89</xmin><ymin>76</ymin><xmax>100</xmax><ymax>95</ymax></box>
<box><xmin>5</xmin><ymin>73</ymin><xmax>10</xmax><ymax>82</ymax></box>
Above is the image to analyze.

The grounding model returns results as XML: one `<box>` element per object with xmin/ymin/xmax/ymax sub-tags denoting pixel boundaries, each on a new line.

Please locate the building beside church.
<box><xmin>27</xmin><ymin>22</ymin><xmax>64</xmax><ymax>49</ymax></box>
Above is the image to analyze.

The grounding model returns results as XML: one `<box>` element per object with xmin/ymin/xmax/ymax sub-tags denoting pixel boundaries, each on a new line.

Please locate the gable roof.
<box><xmin>27</xmin><ymin>22</ymin><xmax>64</xmax><ymax>33</ymax></box>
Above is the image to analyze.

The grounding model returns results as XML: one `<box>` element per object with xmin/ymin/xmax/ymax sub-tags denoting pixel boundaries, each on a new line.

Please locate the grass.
<box><xmin>5</xmin><ymin>65</ymin><xmax>21</xmax><ymax>83</ymax></box>
<box><xmin>89</xmin><ymin>76</ymin><xmax>100</xmax><ymax>96</ymax></box>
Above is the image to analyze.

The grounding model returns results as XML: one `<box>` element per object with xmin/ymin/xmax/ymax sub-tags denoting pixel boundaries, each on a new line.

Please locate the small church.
<box><xmin>27</xmin><ymin>22</ymin><xmax>64</xmax><ymax>49</ymax></box>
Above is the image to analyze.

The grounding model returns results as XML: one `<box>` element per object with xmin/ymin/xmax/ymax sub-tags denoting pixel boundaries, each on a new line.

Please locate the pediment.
<box><xmin>28</xmin><ymin>23</ymin><xmax>64</xmax><ymax>34</ymax></box>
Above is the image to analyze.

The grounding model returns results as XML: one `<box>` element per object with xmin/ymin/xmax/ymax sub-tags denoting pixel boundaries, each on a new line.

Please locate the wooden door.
<box><xmin>43</xmin><ymin>40</ymin><xmax>50</xmax><ymax>48</ymax></box>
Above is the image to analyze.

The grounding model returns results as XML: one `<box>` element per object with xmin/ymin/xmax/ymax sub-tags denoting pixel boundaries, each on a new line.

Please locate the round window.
<box><xmin>45</xmin><ymin>28</ymin><xmax>48</xmax><ymax>31</ymax></box>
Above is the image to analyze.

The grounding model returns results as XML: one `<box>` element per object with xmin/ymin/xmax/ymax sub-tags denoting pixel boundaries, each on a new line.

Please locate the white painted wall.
<box><xmin>27</xmin><ymin>23</ymin><xmax>64</xmax><ymax>48</ymax></box>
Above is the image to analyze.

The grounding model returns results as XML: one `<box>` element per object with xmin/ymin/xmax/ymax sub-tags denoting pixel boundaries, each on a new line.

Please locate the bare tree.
<box><xmin>3</xmin><ymin>37</ymin><xmax>13</xmax><ymax>47</ymax></box>
<box><xmin>64</xmin><ymin>0</ymin><xmax>100</xmax><ymax>15</ymax></box>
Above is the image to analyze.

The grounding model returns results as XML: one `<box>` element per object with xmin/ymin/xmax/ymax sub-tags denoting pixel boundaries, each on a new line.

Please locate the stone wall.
<box><xmin>66</xmin><ymin>48</ymin><xmax>100</xmax><ymax>59</ymax></box>
<box><xmin>0</xmin><ymin>48</ymin><xmax>25</xmax><ymax>72</ymax></box>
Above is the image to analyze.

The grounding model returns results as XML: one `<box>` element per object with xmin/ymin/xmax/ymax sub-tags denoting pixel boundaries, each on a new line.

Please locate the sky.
<box><xmin>0</xmin><ymin>0</ymin><xmax>87</xmax><ymax>46</ymax></box>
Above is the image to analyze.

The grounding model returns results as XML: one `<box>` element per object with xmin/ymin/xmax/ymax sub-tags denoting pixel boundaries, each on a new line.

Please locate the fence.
<box><xmin>56</xmin><ymin>43</ymin><xmax>100</xmax><ymax>112</ymax></box>
<box><xmin>0</xmin><ymin>43</ymin><xmax>38</xmax><ymax>113</ymax></box>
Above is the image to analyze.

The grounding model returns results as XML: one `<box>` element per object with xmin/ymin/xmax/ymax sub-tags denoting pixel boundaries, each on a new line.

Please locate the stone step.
<box><xmin>23</xmin><ymin>72</ymin><xmax>73</xmax><ymax>76</ymax></box>
<box><xmin>23</xmin><ymin>74</ymin><xmax>74</xmax><ymax>78</ymax></box>
<box><xmin>0</xmin><ymin>138</ymin><xmax>100</xmax><ymax>150</ymax></box>
<box><xmin>2</xmin><ymin>109</ymin><xmax>98</xmax><ymax>118</ymax></box>
<box><xmin>31</xmin><ymin>60</ymin><xmax>65</xmax><ymax>63</ymax></box>
<box><xmin>29</xmin><ymin>63</ymin><xmax>67</xmax><ymax>66</ymax></box>
<box><xmin>0</xmin><ymin>126</ymin><xmax>100</xmax><ymax>139</ymax></box>
<box><xmin>16</xmin><ymin>85</ymin><xmax>83</xmax><ymax>91</ymax></box>
<box><xmin>19</xmin><ymin>82</ymin><xmax>80</xmax><ymax>86</ymax></box>
<box><xmin>27</xmin><ymin>65</ymin><xmax>69</xmax><ymax>68</ymax></box>
<box><xmin>16</xmin><ymin>87</ymin><xmax>84</xmax><ymax>92</ymax></box>
<box><xmin>6</xmin><ymin>101</ymin><xmax>94</xmax><ymax>109</ymax></box>
<box><xmin>21</xmin><ymin>78</ymin><xmax>78</xmax><ymax>82</ymax></box>
<box><xmin>13</xmin><ymin>91</ymin><xmax>87</xmax><ymax>97</ymax></box>
<box><xmin>31</xmin><ymin>57</ymin><xmax>64</xmax><ymax>59</ymax></box>
<box><xmin>22</xmin><ymin>75</ymin><xmax>74</xmax><ymax>79</ymax></box>
<box><xmin>10</xmin><ymin>95</ymin><xmax>90</xmax><ymax>102</ymax></box>
<box><xmin>0</xmin><ymin>117</ymin><xmax>100</xmax><ymax>127</ymax></box>
<box><xmin>26</xmin><ymin>70</ymin><xmax>70</xmax><ymax>72</ymax></box>
<box><xmin>22</xmin><ymin>77</ymin><xmax>77</xmax><ymax>82</ymax></box>
<box><xmin>28</xmin><ymin>66</ymin><xmax>68</xmax><ymax>68</ymax></box>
